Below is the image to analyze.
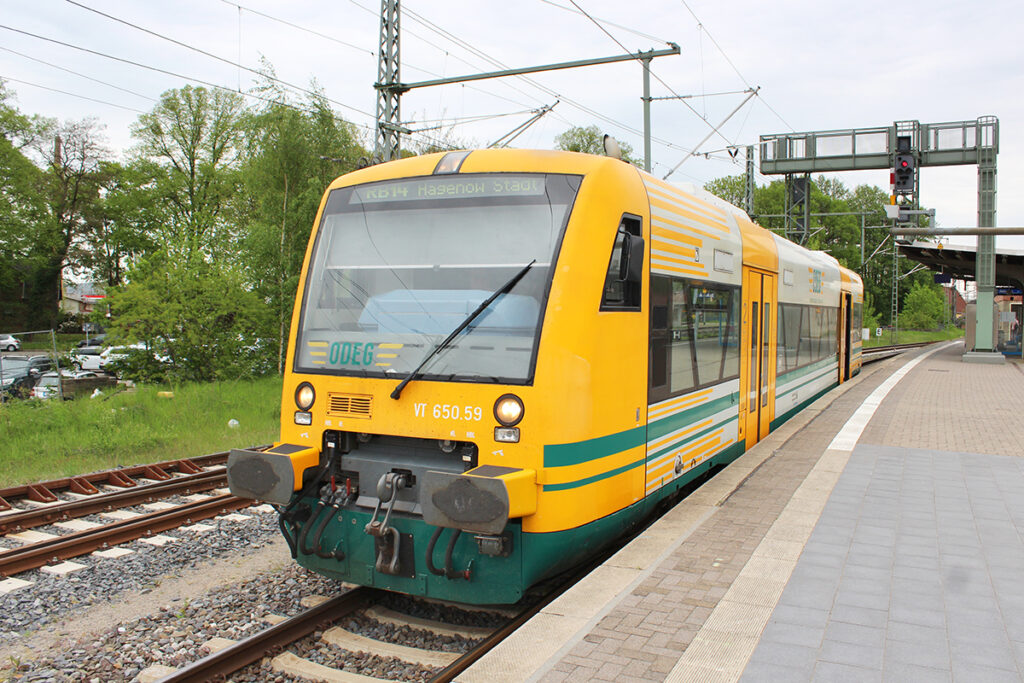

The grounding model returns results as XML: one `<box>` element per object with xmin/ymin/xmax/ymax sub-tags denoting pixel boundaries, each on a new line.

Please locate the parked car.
<box><xmin>71</xmin><ymin>347</ymin><xmax>104</xmax><ymax>372</ymax></box>
<box><xmin>98</xmin><ymin>344</ymin><xmax>172</xmax><ymax>375</ymax></box>
<box><xmin>0</xmin><ymin>334</ymin><xmax>20</xmax><ymax>352</ymax></box>
<box><xmin>32</xmin><ymin>370</ymin><xmax>110</xmax><ymax>400</ymax></box>
<box><xmin>97</xmin><ymin>344</ymin><xmax>145</xmax><ymax>373</ymax></box>
<box><xmin>0</xmin><ymin>358</ymin><xmax>40</xmax><ymax>399</ymax></box>
<box><xmin>76</xmin><ymin>334</ymin><xmax>106</xmax><ymax>348</ymax></box>
<box><xmin>22</xmin><ymin>355</ymin><xmax>54</xmax><ymax>373</ymax></box>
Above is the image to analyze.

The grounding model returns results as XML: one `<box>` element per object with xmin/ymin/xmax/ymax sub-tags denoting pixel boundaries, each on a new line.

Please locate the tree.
<box><xmin>236</xmin><ymin>78</ymin><xmax>367</xmax><ymax>372</ymax></box>
<box><xmin>899</xmin><ymin>280</ymin><xmax>944</xmax><ymax>330</ymax></box>
<box><xmin>554</xmin><ymin>125</ymin><xmax>638</xmax><ymax>165</ymax></box>
<box><xmin>0</xmin><ymin>81</ymin><xmax>109</xmax><ymax>329</ymax></box>
<box><xmin>102</xmin><ymin>255</ymin><xmax>270</xmax><ymax>382</ymax></box>
<box><xmin>0</xmin><ymin>83</ymin><xmax>49</xmax><ymax>328</ymax></box>
<box><xmin>75</xmin><ymin>160</ymin><xmax>164</xmax><ymax>287</ymax></box>
<box><xmin>29</xmin><ymin>118</ymin><xmax>108</xmax><ymax>323</ymax></box>
<box><xmin>131</xmin><ymin>86</ymin><xmax>245</xmax><ymax>262</ymax></box>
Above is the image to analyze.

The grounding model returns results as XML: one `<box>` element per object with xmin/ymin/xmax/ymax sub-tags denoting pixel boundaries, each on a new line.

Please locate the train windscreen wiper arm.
<box><xmin>389</xmin><ymin>259</ymin><xmax>536</xmax><ymax>400</ymax></box>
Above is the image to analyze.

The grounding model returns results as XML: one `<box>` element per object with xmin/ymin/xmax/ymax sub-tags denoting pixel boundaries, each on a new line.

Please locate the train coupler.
<box><xmin>365</xmin><ymin>472</ymin><xmax>412</xmax><ymax>576</ymax></box>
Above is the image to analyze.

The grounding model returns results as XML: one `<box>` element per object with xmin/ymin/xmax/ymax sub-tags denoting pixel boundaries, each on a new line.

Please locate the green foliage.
<box><xmin>862</xmin><ymin>326</ymin><xmax>963</xmax><ymax>348</ymax></box>
<box><xmin>554</xmin><ymin>125</ymin><xmax>638</xmax><ymax>165</ymax></box>
<box><xmin>0</xmin><ymin>376</ymin><xmax>282</xmax><ymax>486</ymax></box>
<box><xmin>103</xmin><ymin>255</ymin><xmax>271</xmax><ymax>382</ymax></box>
<box><xmin>131</xmin><ymin>85</ymin><xmax>245</xmax><ymax>263</ymax></box>
<box><xmin>75</xmin><ymin>160</ymin><xmax>163</xmax><ymax>287</ymax></box>
<box><xmin>899</xmin><ymin>280</ymin><xmax>945</xmax><ymax>329</ymax></box>
<box><xmin>862</xmin><ymin>290</ymin><xmax>881</xmax><ymax>332</ymax></box>
<box><xmin>235</xmin><ymin>77</ymin><xmax>368</xmax><ymax>372</ymax></box>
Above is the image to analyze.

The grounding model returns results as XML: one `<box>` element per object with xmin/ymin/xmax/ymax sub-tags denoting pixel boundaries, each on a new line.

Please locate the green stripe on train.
<box><xmin>543</xmin><ymin>391</ymin><xmax>740</xmax><ymax>469</ymax></box>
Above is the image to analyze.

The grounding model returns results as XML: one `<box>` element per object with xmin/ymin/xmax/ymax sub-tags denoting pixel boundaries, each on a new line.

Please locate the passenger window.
<box><xmin>649</xmin><ymin>275</ymin><xmax>740</xmax><ymax>404</ymax></box>
<box><xmin>600</xmin><ymin>215</ymin><xmax>643</xmax><ymax>310</ymax></box>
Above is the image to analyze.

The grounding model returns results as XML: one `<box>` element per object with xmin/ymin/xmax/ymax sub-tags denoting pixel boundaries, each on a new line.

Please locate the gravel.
<box><xmin>5</xmin><ymin>564</ymin><xmax>344</xmax><ymax>682</ymax></box>
<box><xmin>0</xmin><ymin>507</ymin><xmax>280</xmax><ymax>639</ymax></box>
<box><xmin>0</xmin><ymin>499</ymin><xmax>521</xmax><ymax>683</ymax></box>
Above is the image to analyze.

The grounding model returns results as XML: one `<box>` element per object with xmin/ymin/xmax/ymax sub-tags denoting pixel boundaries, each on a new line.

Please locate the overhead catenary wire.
<box><xmin>0</xmin><ymin>46</ymin><xmax>156</xmax><ymax>102</ymax></box>
<box><xmin>219</xmin><ymin>0</ymin><xmax>375</xmax><ymax>57</ymax></box>
<box><xmin>0</xmin><ymin>24</ymin><xmax>375</xmax><ymax>134</ymax></box>
<box><xmin>345</xmin><ymin>0</ymin><xmax>556</xmax><ymax>118</ymax></box>
<box><xmin>538</xmin><ymin>0</ymin><xmax>670</xmax><ymax>44</ymax></box>
<box><xmin>0</xmin><ymin>75</ymin><xmax>146</xmax><ymax>114</ymax></box>
<box><xmin>565</xmin><ymin>0</ymin><xmax>743</xmax><ymax>154</ymax></box>
<box><xmin>677</xmin><ymin>0</ymin><xmax>793</xmax><ymax>132</ymax></box>
<box><xmin>61</xmin><ymin>0</ymin><xmax>375</xmax><ymax>121</ymax></box>
<box><xmin>400</xmin><ymin>5</ymin><xmax>696</xmax><ymax>155</ymax></box>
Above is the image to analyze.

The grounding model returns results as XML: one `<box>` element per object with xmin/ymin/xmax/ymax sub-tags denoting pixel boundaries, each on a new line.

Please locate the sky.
<box><xmin>3</xmin><ymin>0</ymin><xmax>1024</xmax><ymax>249</ymax></box>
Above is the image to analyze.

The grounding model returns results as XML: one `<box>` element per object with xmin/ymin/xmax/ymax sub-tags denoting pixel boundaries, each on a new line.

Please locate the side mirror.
<box><xmin>618</xmin><ymin>231</ymin><xmax>645</xmax><ymax>284</ymax></box>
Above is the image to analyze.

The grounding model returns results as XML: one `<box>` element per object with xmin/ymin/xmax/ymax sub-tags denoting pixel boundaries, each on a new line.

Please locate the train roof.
<box><xmin>327</xmin><ymin>149</ymin><xmax>861</xmax><ymax>290</ymax></box>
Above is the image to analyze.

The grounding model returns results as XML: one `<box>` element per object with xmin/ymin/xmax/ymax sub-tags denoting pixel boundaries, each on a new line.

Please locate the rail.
<box><xmin>156</xmin><ymin>588</ymin><xmax>379</xmax><ymax>683</ymax></box>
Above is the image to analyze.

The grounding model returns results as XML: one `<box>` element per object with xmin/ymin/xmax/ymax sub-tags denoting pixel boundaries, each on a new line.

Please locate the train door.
<box><xmin>842</xmin><ymin>293</ymin><xmax>853</xmax><ymax>381</ymax></box>
<box><xmin>740</xmin><ymin>268</ymin><xmax>777</xmax><ymax>449</ymax></box>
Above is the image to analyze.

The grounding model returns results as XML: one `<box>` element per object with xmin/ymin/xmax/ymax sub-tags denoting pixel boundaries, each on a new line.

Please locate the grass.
<box><xmin>862</xmin><ymin>327</ymin><xmax>964</xmax><ymax>348</ymax></box>
<box><xmin>0</xmin><ymin>376</ymin><xmax>283</xmax><ymax>487</ymax></box>
<box><xmin>15</xmin><ymin>333</ymin><xmax>83</xmax><ymax>352</ymax></box>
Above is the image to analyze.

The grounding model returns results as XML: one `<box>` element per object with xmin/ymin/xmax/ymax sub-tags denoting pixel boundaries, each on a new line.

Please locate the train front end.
<box><xmin>228</xmin><ymin>150</ymin><xmax>634</xmax><ymax>604</ymax></box>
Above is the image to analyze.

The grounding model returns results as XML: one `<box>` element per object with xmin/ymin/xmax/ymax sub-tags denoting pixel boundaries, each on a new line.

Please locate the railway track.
<box><xmin>154</xmin><ymin>583</ymin><xmax>555</xmax><ymax>683</ymax></box>
<box><xmin>153</xmin><ymin>511</ymin><xmax>642</xmax><ymax>683</ymax></box>
<box><xmin>0</xmin><ymin>448</ymin><xmax>267</xmax><ymax>578</ymax></box>
<box><xmin>861</xmin><ymin>340</ymin><xmax>937</xmax><ymax>364</ymax></box>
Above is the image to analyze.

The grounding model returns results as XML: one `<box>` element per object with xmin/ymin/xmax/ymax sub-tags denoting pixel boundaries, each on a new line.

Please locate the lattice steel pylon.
<box><xmin>784</xmin><ymin>174</ymin><xmax>810</xmax><ymax>244</ymax></box>
<box><xmin>374</xmin><ymin>0</ymin><xmax>401</xmax><ymax>163</ymax></box>
<box><xmin>975</xmin><ymin>116</ymin><xmax>999</xmax><ymax>351</ymax></box>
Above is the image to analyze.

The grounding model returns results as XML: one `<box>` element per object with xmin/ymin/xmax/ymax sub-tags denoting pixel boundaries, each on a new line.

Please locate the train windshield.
<box><xmin>294</xmin><ymin>173</ymin><xmax>581</xmax><ymax>384</ymax></box>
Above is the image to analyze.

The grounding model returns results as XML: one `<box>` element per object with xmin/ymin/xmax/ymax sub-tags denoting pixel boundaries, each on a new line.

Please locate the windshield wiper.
<box><xmin>390</xmin><ymin>260</ymin><xmax>536</xmax><ymax>400</ymax></box>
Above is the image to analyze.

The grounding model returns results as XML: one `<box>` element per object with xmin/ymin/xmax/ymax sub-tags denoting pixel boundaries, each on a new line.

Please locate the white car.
<box><xmin>72</xmin><ymin>348</ymin><xmax>104</xmax><ymax>372</ymax></box>
<box><xmin>0</xmin><ymin>334</ymin><xmax>20</xmax><ymax>352</ymax></box>
<box><xmin>97</xmin><ymin>344</ymin><xmax>145</xmax><ymax>372</ymax></box>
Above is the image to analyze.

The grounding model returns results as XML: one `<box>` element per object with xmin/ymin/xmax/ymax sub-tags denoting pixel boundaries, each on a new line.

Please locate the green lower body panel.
<box><xmin>289</xmin><ymin>495</ymin><xmax>655</xmax><ymax>605</ymax></box>
<box><xmin>770</xmin><ymin>381</ymin><xmax>838</xmax><ymax>431</ymax></box>
<box><xmin>287</xmin><ymin>437</ymin><xmax>747</xmax><ymax>605</ymax></box>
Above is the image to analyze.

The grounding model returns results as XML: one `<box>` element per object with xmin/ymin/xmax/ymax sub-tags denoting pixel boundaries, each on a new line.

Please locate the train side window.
<box><xmin>601</xmin><ymin>215</ymin><xmax>643</xmax><ymax>311</ymax></box>
<box><xmin>649</xmin><ymin>276</ymin><xmax>671</xmax><ymax>402</ymax></box>
<box><xmin>669</xmin><ymin>280</ymin><xmax>696</xmax><ymax>394</ymax></box>
<box><xmin>689</xmin><ymin>284</ymin><xmax>739</xmax><ymax>385</ymax></box>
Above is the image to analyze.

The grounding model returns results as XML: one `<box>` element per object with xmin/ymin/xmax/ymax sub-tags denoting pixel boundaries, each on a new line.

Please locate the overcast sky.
<box><xmin>3</xmin><ymin>0</ymin><xmax>1023</xmax><ymax>248</ymax></box>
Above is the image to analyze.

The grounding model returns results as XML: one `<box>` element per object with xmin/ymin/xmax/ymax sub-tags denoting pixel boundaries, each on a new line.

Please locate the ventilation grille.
<box><xmin>327</xmin><ymin>393</ymin><xmax>372</xmax><ymax>419</ymax></box>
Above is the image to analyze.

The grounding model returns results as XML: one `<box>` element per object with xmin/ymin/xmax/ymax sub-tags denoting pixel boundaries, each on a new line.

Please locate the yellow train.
<box><xmin>228</xmin><ymin>149</ymin><xmax>863</xmax><ymax>604</ymax></box>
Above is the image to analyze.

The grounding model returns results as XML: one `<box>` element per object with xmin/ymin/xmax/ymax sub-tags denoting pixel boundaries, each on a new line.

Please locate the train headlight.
<box><xmin>295</xmin><ymin>382</ymin><xmax>315</xmax><ymax>411</ymax></box>
<box><xmin>493</xmin><ymin>394</ymin><xmax>524</xmax><ymax>427</ymax></box>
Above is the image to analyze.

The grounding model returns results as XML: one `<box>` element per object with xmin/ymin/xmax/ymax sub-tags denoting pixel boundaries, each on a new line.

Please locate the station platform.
<box><xmin>461</xmin><ymin>340</ymin><xmax>1024</xmax><ymax>682</ymax></box>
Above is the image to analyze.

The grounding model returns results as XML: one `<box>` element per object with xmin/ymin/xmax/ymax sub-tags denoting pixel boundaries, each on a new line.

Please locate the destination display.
<box><xmin>350</xmin><ymin>175</ymin><xmax>546</xmax><ymax>204</ymax></box>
